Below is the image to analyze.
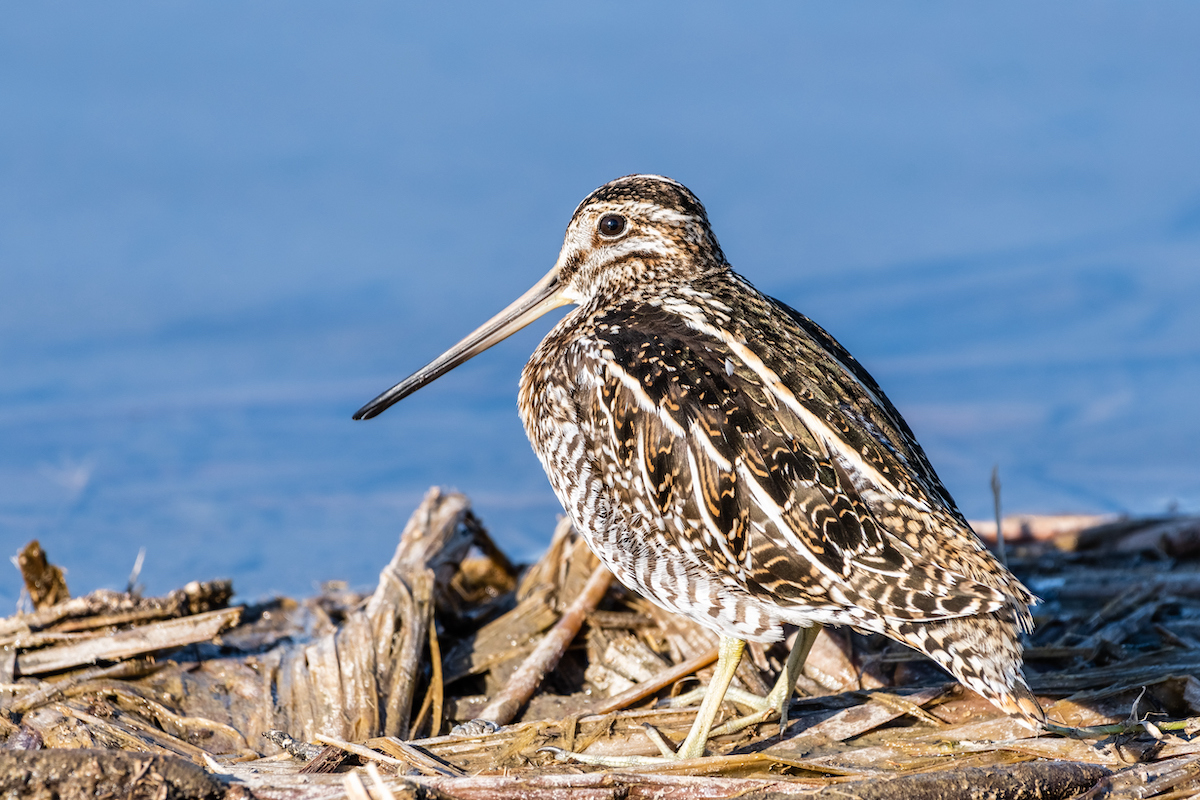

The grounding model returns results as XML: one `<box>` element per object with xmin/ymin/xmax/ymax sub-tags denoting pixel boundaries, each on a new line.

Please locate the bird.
<box><xmin>354</xmin><ymin>174</ymin><xmax>1044</xmax><ymax>762</ymax></box>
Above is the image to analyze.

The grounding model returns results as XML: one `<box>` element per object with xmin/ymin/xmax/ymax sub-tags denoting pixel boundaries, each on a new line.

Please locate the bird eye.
<box><xmin>598</xmin><ymin>214</ymin><xmax>627</xmax><ymax>238</ymax></box>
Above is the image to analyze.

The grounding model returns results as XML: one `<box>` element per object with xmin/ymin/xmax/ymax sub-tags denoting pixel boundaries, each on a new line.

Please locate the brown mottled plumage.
<box><xmin>356</xmin><ymin>175</ymin><xmax>1044</xmax><ymax>761</ymax></box>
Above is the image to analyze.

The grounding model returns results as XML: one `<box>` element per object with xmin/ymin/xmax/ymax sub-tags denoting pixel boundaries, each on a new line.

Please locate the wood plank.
<box><xmin>15</xmin><ymin>606</ymin><xmax>242</xmax><ymax>675</ymax></box>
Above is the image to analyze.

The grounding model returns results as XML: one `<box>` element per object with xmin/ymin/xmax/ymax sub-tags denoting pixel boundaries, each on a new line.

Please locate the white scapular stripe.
<box><xmin>602</xmin><ymin>359</ymin><xmax>687</xmax><ymax>439</ymax></box>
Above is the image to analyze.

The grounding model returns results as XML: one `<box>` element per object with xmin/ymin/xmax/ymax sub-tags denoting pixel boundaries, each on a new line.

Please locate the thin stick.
<box><xmin>408</xmin><ymin>618</ymin><xmax>445</xmax><ymax>739</ymax></box>
<box><xmin>314</xmin><ymin>734</ymin><xmax>406</xmax><ymax>768</ymax></box>
<box><xmin>342</xmin><ymin>771</ymin><xmax>372</xmax><ymax>800</ymax></box>
<box><xmin>991</xmin><ymin>465</ymin><xmax>1008</xmax><ymax>567</ymax></box>
<box><xmin>593</xmin><ymin>647</ymin><xmax>720</xmax><ymax>715</ymax></box>
<box><xmin>126</xmin><ymin>547</ymin><xmax>146</xmax><ymax>595</ymax></box>
<box><xmin>428</xmin><ymin>618</ymin><xmax>444</xmax><ymax>737</ymax></box>
<box><xmin>370</xmin><ymin>737</ymin><xmax>463</xmax><ymax>777</ymax></box>
<box><xmin>9</xmin><ymin>658</ymin><xmax>156</xmax><ymax>714</ymax></box>
<box><xmin>479</xmin><ymin>565</ymin><xmax>612</xmax><ymax>725</ymax></box>
<box><xmin>366</xmin><ymin>763</ymin><xmax>398</xmax><ymax>800</ymax></box>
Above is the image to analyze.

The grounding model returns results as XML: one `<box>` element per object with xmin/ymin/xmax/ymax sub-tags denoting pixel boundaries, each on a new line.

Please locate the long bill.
<box><xmin>353</xmin><ymin>266</ymin><xmax>571</xmax><ymax>420</ymax></box>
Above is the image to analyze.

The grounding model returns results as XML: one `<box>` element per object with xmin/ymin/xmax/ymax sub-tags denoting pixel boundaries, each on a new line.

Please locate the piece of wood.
<box><xmin>1074</xmin><ymin>515</ymin><xmax>1200</xmax><ymax>553</ymax></box>
<box><xmin>752</xmin><ymin>761</ymin><xmax>1113</xmax><ymax>800</ymax></box>
<box><xmin>9</xmin><ymin>498</ymin><xmax>1200</xmax><ymax>796</ymax></box>
<box><xmin>15</xmin><ymin>540</ymin><xmax>69</xmax><ymax>609</ymax></box>
<box><xmin>366</xmin><ymin>488</ymin><xmax>478</xmax><ymax>738</ymax></box>
<box><xmin>802</xmin><ymin>628</ymin><xmax>888</xmax><ymax>692</ymax></box>
<box><xmin>768</xmin><ymin>687</ymin><xmax>946</xmax><ymax>757</ymax></box>
<box><xmin>585</xmin><ymin>627</ymin><xmax>672</xmax><ymax>696</ymax></box>
<box><xmin>0</xmin><ymin>749</ymin><xmax>227</xmax><ymax>800</ymax></box>
<box><xmin>441</xmin><ymin>585</ymin><xmax>559</xmax><ymax>683</ymax></box>
<box><xmin>593</xmin><ymin>647</ymin><xmax>720</xmax><ymax>715</ymax></box>
<box><xmin>409</xmin><ymin>620</ymin><xmax>446</xmax><ymax>739</ymax></box>
<box><xmin>6</xmin><ymin>659</ymin><xmax>156</xmax><ymax>715</ymax></box>
<box><xmin>313</xmin><ymin>734</ymin><xmax>407</xmax><ymax>769</ymax></box>
<box><xmin>297</xmin><ymin>745</ymin><xmax>351</xmax><ymax>775</ymax></box>
<box><xmin>410</xmin><ymin>766</ymin><xmax>811</xmax><ymax>798</ymax></box>
<box><xmin>1049</xmin><ymin>570</ymin><xmax>1200</xmax><ymax>600</ymax></box>
<box><xmin>368</xmin><ymin>737</ymin><xmax>465</xmax><ymax>777</ymax></box>
<box><xmin>15</xmin><ymin>606</ymin><xmax>242</xmax><ymax>676</ymax></box>
<box><xmin>366</xmin><ymin>488</ymin><xmax>478</xmax><ymax>669</ymax></box>
<box><xmin>336</xmin><ymin>610</ymin><xmax>380</xmax><ymax>742</ymax></box>
<box><xmin>382</xmin><ymin>570</ymin><xmax>433</xmax><ymax>737</ymax></box>
<box><xmin>55</xmin><ymin>702</ymin><xmax>208</xmax><ymax>763</ymax></box>
<box><xmin>1073</xmin><ymin>755</ymin><xmax>1199</xmax><ymax>800</ymax></box>
<box><xmin>479</xmin><ymin>564</ymin><xmax>613</xmax><ymax>725</ymax></box>
<box><xmin>0</xmin><ymin>580</ymin><xmax>233</xmax><ymax>639</ymax></box>
<box><xmin>1028</xmin><ymin>651</ymin><xmax>1200</xmax><ymax>693</ymax></box>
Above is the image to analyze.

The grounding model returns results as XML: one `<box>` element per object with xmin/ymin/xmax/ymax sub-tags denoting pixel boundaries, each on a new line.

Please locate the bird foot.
<box><xmin>539</xmin><ymin>723</ymin><xmax>706</xmax><ymax>766</ymax></box>
<box><xmin>664</xmin><ymin>681</ymin><xmax>792</xmax><ymax>739</ymax></box>
<box><xmin>664</xmin><ymin>685</ymin><xmax>774</xmax><ymax>713</ymax></box>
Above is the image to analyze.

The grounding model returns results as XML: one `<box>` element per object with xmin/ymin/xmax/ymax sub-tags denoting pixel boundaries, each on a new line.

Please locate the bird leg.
<box><xmin>665</xmin><ymin>624</ymin><xmax>821</xmax><ymax>731</ymax></box>
<box><xmin>708</xmin><ymin>624</ymin><xmax>821</xmax><ymax>737</ymax></box>
<box><xmin>544</xmin><ymin>627</ymin><xmax>825</xmax><ymax>767</ymax></box>
<box><xmin>542</xmin><ymin>634</ymin><xmax>748</xmax><ymax>765</ymax></box>
<box><xmin>671</xmin><ymin>634</ymin><xmax>747</xmax><ymax>758</ymax></box>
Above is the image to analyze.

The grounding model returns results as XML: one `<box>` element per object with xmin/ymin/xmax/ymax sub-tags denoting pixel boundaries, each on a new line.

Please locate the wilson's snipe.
<box><xmin>355</xmin><ymin>175</ymin><xmax>1043</xmax><ymax>762</ymax></box>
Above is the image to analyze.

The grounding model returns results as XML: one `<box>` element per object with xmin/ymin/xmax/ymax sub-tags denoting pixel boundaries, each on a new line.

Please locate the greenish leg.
<box><xmin>542</xmin><ymin>634</ymin><xmax>747</xmax><ymax>766</ymax></box>
<box><xmin>672</xmin><ymin>635</ymin><xmax>746</xmax><ymax>759</ymax></box>
<box><xmin>708</xmin><ymin>623</ymin><xmax>821</xmax><ymax>737</ymax></box>
<box><xmin>543</xmin><ymin>627</ymin><xmax>820</xmax><ymax>766</ymax></box>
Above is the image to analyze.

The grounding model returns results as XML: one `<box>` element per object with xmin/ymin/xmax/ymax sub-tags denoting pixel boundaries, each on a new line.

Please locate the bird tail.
<box><xmin>889</xmin><ymin>609</ymin><xmax>1045</xmax><ymax>726</ymax></box>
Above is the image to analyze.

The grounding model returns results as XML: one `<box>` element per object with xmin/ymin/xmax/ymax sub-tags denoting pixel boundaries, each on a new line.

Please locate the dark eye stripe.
<box><xmin>598</xmin><ymin>214</ymin><xmax>627</xmax><ymax>238</ymax></box>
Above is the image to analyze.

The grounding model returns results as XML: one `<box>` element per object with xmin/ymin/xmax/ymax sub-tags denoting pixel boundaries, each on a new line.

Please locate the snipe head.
<box><xmin>353</xmin><ymin>175</ymin><xmax>725</xmax><ymax>420</ymax></box>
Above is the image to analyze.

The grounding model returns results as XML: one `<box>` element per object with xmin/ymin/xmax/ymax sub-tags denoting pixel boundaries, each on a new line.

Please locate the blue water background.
<box><xmin>3</xmin><ymin>4</ymin><xmax>1199</xmax><ymax>608</ymax></box>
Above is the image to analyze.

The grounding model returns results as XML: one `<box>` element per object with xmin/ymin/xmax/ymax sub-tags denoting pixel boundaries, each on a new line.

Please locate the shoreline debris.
<box><xmin>4</xmin><ymin>490</ymin><xmax>1200</xmax><ymax>798</ymax></box>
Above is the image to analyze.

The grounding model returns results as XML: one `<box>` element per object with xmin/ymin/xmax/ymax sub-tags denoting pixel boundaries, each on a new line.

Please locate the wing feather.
<box><xmin>582</xmin><ymin>296</ymin><xmax>1026</xmax><ymax>625</ymax></box>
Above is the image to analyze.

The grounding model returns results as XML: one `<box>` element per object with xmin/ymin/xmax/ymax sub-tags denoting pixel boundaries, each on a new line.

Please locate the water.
<box><xmin>3</xmin><ymin>3</ymin><xmax>1199</xmax><ymax>608</ymax></box>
